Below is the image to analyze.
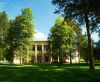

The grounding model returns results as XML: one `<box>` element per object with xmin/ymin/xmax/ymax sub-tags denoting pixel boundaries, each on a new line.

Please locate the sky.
<box><xmin>0</xmin><ymin>0</ymin><xmax>99</xmax><ymax>41</ymax></box>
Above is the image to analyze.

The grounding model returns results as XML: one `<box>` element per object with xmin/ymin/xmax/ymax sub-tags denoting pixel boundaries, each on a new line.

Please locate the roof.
<box><xmin>33</xmin><ymin>40</ymin><xmax>48</xmax><ymax>45</ymax></box>
<box><xmin>34</xmin><ymin>40</ymin><xmax>48</xmax><ymax>42</ymax></box>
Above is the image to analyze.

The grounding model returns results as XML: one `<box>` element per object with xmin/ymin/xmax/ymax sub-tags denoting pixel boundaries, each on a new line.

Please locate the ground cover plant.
<box><xmin>0</xmin><ymin>64</ymin><xmax>100</xmax><ymax>82</ymax></box>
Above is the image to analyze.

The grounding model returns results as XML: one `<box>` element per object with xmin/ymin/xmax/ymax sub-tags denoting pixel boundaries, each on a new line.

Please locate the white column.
<box><xmin>58</xmin><ymin>55</ymin><xmax>60</xmax><ymax>62</ymax></box>
<box><xmin>50</xmin><ymin>44</ymin><xmax>52</xmax><ymax>63</ymax></box>
<box><xmin>50</xmin><ymin>56</ymin><xmax>52</xmax><ymax>63</ymax></box>
<box><xmin>27</xmin><ymin>51</ymin><xmax>29</xmax><ymax>63</ymax></box>
<box><xmin>35</xmin><ymin>44</ymin><xmax>37</xmax><ymax>63</ymax></box>
<box><xmin>42</xmin><ymin>44</ymin><xmax>44</xmax><ymax>63</ymax></box>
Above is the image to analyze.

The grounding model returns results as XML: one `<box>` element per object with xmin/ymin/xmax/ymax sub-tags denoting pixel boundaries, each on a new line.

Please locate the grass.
<box><xmin>0</xmin><ymin>64</ymin><xmax>100</xmax><ymax>82</ymax></box>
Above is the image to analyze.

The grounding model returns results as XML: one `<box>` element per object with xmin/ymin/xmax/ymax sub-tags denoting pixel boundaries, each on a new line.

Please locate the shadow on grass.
<box><xmin>0</xmin><ymin>64</ymin><xmax>100</xmax><ymax>82</ymax></box>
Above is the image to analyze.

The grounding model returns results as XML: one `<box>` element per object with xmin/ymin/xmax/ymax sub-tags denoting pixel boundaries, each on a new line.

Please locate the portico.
<box><xmin>33</xmin><ymin>40</ymin><xmax>50</xmax><ymax>63</ymax></box>
<box><xmin>32</xmin><ymin>40</ymin><xmax>79</xmax><ymax>64</ymax></box>
<box><xmin>13</xmin><ymin>40</ymin><xmax>79</xmax><ymax>64</ymax></box>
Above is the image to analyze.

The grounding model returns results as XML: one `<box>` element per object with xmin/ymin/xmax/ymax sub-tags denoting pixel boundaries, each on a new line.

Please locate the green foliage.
<box><xmin>5</xmin><ymin>8</ymin><xmax>34</xmax><ymax>63</ymax></box>
<box><xmin>21</xmin><ymin>8</ymin><xmax>34</xmax><ymax>20</ymax></box>
<box><xmin>49</xmin><ymin>15</ymin><xmax>75</xmax><ymax>63</ymax></box>
<box><xmin>79</xmin><ymin>37</ymin><xmax>89</xmax><ymax>63</ymax></box>
<box><xmin>74</xmin><ymin>24</ymin><xmax>87</xmax><ymax>60</ymax></box>
<box><xmin>0</xmin><ymin>11</ymin><xmax>9</xmax><ymax>48</ymax></box>
<box><xmin>52</xmin><ymin>0</ymin><xmax>100</xmax><ymax>28</ymax></box>
<box><xmin>0</xmin><ymin>64</ymin><xmax>100</xmax><ymax>81</ymax></box>
<box><xmin>94</xmin><ymin>40</ymin><xmax>100</xmax><ymax>60</ymax></box>
<box><xmin>0</xmin><ymin>11</ymin><xmax>10</xmax><ymax>61</ymax></box>
<box><xmin>52</xmin><ymin>0</ymin><xmax>97</xmax><ymax>69</ymax></box>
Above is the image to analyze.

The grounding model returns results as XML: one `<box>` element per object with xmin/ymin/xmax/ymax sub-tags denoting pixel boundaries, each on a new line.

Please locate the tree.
<box><xmin>65</xmin><ymin>19</ymin><xmax>75</xmax><ymax>64</ymax></box>
<box><xmin>79</xmin><ymin>35</ymin><xmax>89</xmax><ymax>64</ymax></box>
<box><xmin>52</xmin><ymin>0</ymin><xmax>100</xmax><ymax>69</ymax></box>
<box><xmin>74</xmin><ymin>24</ymin><xmax>86</xmax><ymax>63</ymax></box>
<box><xmin>49</xmin><ymin>15</ymin><xmax>75</xmax><ymax>64</ymax></box>
<box><xmin>0</xmin><ymin>11</ymin><xmax>10</xmax><ymax>62</ymax></box>
<box><xmin>17</xmin><ymin>8</ymin><xmax>34</xmax><ymax>65</ymax></box>
<box><xmin>0</xmin><ymin>48</ymin><xmax>3</xmax><ymax>63</ymax></box>
<box><xmin>49</xmin><ymin>15</ymin><xmax>66</xmax><ymax>64</ymax></box>
<box><xmin>5</xmin><ymin>8</ymin><xmax>34</xmax><ymax>64</ymax></box>
<box><xmin>93</xmin><ymin>40</ymin><xmax>100</xmax><ymax>60</ymax></box>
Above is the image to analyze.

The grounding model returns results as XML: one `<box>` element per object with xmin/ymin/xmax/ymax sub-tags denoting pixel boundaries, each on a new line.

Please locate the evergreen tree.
<box><xmin>49</xmin><ymin>15</ymin><xmax>75</xmax><ymax>64</ymax></box>
<box><xmin>52</xmin><ymin>0</ymin><xmax>100</xmax><ymax>69</ymax></box>
<box><xmin>0</xmin><ymin>11</ymin><xmax>10</xmax><ymax>62</ymax></box>
<box><xmin>74</xmin><ymin>24</ymin><xmax>86</xmax><ymax>63</ymax></box>
<box><xmin>6</xmin><ymin>8</ymin><xmax>34</xmax><ymax>64</ymax></box>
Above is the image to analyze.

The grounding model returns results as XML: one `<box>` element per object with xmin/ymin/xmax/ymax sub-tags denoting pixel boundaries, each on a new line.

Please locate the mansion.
<box><xmin>14</xmin><ymin>40</ymin><xmax>79</xmax><ymax>64</ymax></box>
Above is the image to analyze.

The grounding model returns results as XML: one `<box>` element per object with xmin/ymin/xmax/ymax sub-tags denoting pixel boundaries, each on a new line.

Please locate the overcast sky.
<box><xmin>0</xmin><ymin>0</ymin><xmax>99</xmax><ymax>41</ymax></box>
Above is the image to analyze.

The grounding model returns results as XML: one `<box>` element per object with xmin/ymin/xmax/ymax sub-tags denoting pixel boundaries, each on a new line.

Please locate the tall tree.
<box><xmin>52</xmin><ymin>0</ymin><xmax>100</xmax><ymax>69</ymax></box>
<box><xmin>65</xmin><ymin>19</ymin><xmax>75</xmax><ymax>64</ymax></box>
<box><xmin>80</xmin><ymin>36</ymin><xmax>90</xmax><ymax>64</ymax></box>
<box><xmin>18</xmin><ymin>8</ymin><xmax>34</xmax><ymax>64</ymax></box>
<box><xmin>0</xmin><ymin>11</ymin><xmax>9</xmax><ymax>61</ymax></box>
<box><xmin>67</xmin><ymin>26</ymin><xmax>75</xmax><ymax>64</ymax></box>
<box><xmin>6</xmin><ymin>8</ymin><xmax>34</xmax><ymax>64</ymax></box>
<box><xmin>49</xmin><ymin>15</ymin><xmax>75</xmax><ymax>64</ymax></box>
<box><xmin>74</xmin><ymin>24</ymin><xmax>86</xmax><ymax>63</ymax></box>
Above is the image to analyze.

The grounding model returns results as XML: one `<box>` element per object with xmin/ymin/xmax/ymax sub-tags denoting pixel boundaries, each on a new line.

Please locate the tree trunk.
<box><xmin>69</xmin><ymin>51</ymin><xmax>72</xmax><ymax>64</ymax></box>
<box><xmin>86</xmin><ymin>60</ymin><xmax>89</xmax><ymax>64</ymax></box>
<box><xmin>78</xmin><ymin>51</ymin><xmax>80</xmax><ymax>63</ymax></box>
<box><xmin>22</xmin><ymin>58</ymin><xmax>24</xmax><ymax>65</ymax></box>
<box><xmin>60</xmin><ymin>50</ymin><xmax>63</xmax><ymax>64</ymax></box>
<box><xmin>85</xmin><ymin>12</ymin><xmax>95</xmax><ymax>69</ymax></box>
<box><xmin>10</xmin><ymin>57</ymin><xmax>14</xmax><ymax>64</ymax></box>
<box><xmin>20</xmin><ymin>54</ymin><xmax>22</xmax><ymax>64</ymax></box>
<box><xmin>86</xmin><ymin>53</ymin><xmax>89</xmax><ymax>64</ymax></box>
<box><xmin>9</xmin><ymin>49</ymin><xmax>14</xmax><ymax>64</ymax></box>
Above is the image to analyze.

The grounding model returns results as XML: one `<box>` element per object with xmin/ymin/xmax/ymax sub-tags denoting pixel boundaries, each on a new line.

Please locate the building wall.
<box><xmin>13</xmin><ymin>40</ymin><xmax>79</xmax><ymax>64</ymax></box>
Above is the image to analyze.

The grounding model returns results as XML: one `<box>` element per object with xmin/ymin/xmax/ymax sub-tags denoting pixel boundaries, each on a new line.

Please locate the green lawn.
<box><xmin>0</xmin><ymin>64</ymin><xmax>100</xmax><ymax>82</ymax></box>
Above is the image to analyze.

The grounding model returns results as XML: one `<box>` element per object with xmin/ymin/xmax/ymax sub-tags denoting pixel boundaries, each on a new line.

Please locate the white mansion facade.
<box><xmin>14</xmin><ymin>40</ymin><xmax>79</xmax><ymax>64</ymax></box>
<box><xmin>33</xmin><ymin>40</ymin><xmax>50</xmax><ymax>63</ymax></box>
